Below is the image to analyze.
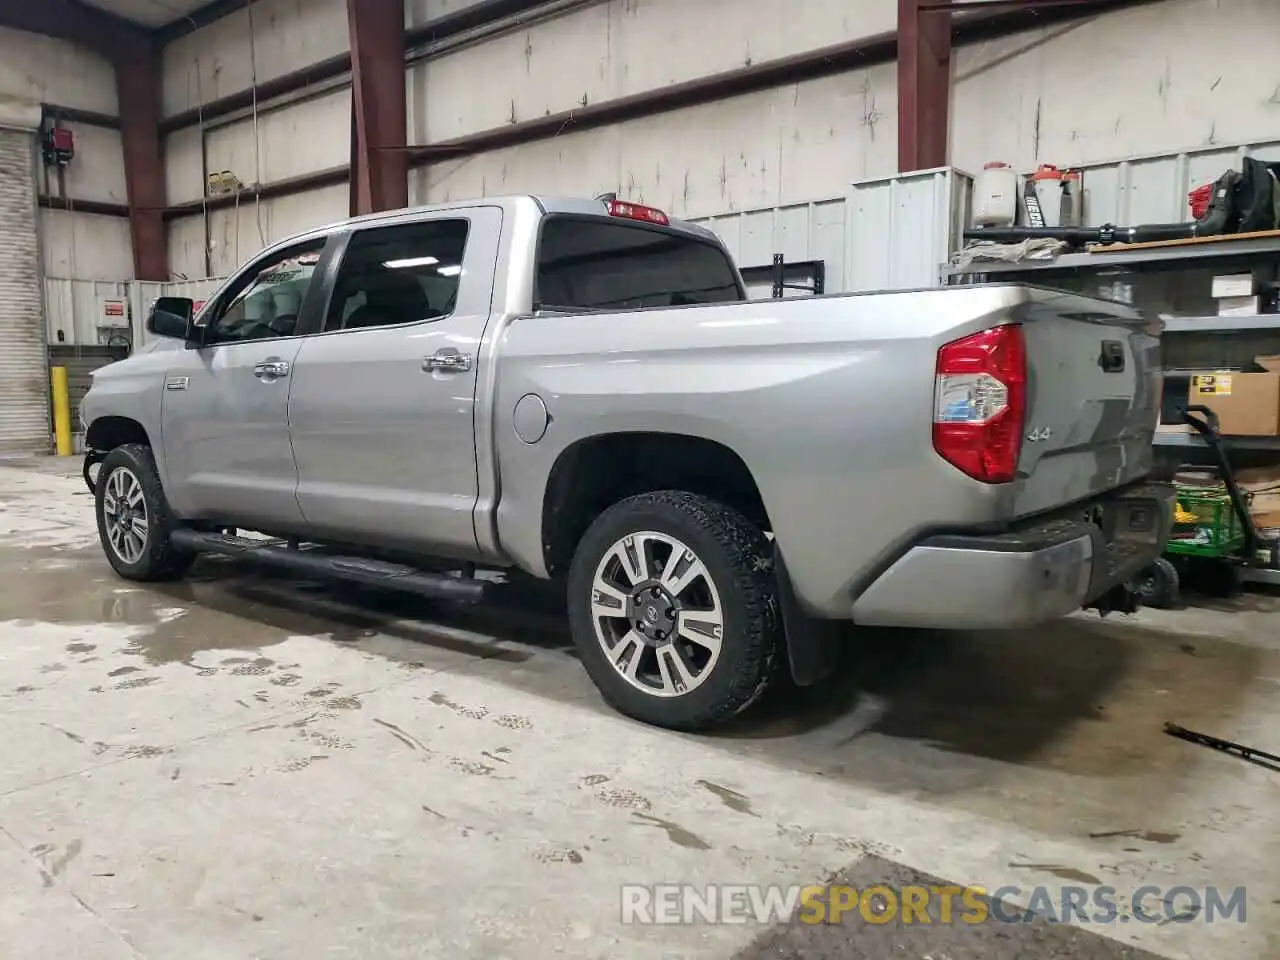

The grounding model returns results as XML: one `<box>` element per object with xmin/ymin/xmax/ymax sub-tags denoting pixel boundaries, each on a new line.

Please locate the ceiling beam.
<box><xmin>154</xmin><ymin>0</ymin><xmax>250</xmax><ymax>43</ymax></box>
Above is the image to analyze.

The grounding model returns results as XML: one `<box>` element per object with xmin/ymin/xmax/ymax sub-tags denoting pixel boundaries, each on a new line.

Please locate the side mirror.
<box><xmin>147</xmin><ymin>297</ymin><xmax>195</xmax><ymax>340</ymax></box>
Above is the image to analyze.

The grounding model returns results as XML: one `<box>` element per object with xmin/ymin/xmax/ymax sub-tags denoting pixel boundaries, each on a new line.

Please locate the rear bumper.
<box><xmin>850</xmin><ymin>481</ymin><xmax>1175</xmax><ymax>630</ymax></box>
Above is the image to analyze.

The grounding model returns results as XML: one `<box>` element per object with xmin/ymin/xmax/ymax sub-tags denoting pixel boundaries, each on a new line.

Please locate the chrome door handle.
<box><xmin>254</xmin><ymin>359</ymin><xmax>290</xmax><ymax>378</ymax></box>
<box><xmin>423</xmin><ymin>350</ymin><xmax>472</xmax><ymax>373</ymax></box>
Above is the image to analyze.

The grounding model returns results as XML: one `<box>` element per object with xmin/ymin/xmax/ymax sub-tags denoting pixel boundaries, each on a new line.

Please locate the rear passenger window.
<box><xmin>535</xmin><ymin>217</ymin><xmax>743</xmax><ymax>311</ymax></box>
<box><xmin>325</xmin><ymin>219</ymin><xmax>469</xmax><ymax>332</ymax></box>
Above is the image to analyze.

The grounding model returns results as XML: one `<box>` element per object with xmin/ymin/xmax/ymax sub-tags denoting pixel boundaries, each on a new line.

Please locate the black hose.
<box><xmin>962</xmin><ymin>222</ymin><xmax>1199</xmax><ymax>246</ymax></box>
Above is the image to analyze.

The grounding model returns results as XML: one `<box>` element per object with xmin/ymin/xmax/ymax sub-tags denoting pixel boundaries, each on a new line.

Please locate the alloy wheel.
<box><xmin>589</xmin><ymin>531</ymin><xmax>724</xmax><ymax>698</ymax></box>
<box><xmin>102</xmin><ymin>466</ymin><xmax>149</xmax><ymax>564</ymax></box>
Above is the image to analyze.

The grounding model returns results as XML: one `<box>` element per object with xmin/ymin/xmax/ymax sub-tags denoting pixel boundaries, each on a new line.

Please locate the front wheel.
<box><xmin>94</xmin><ymin>444</ymin><xmax>194</xmax><ymax>582</ymax></box>
<box><xmin>566</xmin><ymin>491</ymin><xmax>780</xmax><ymax>730</ymax></box>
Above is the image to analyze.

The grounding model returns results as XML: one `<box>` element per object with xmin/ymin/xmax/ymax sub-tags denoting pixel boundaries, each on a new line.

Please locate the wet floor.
<box><xmin>0</xmin><ymin>460</ymin><xmax>1276</xmax><ymax>959</ymax></box>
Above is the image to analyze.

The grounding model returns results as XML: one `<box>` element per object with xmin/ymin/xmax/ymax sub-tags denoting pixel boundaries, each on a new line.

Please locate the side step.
<box><xmin>169</xmin><ymin>529</ymin><xmax>487</xmax><ymax>602</ymax></box>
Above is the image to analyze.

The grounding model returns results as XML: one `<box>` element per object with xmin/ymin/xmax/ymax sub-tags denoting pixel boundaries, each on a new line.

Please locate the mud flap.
<box><xmin>774</xmin><ymin>550</ymin><xmax>843</xmax><ymax>686</ymax></box>
<box><xmin>83</xmin><ymin>450</ymin><xmax>105</xmax><ymax>495</ymax></box>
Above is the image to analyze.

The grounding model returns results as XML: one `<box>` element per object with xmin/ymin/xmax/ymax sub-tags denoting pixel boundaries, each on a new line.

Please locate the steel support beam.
<box><xmin>897</xmin><ymin>0</ymin><xmax>953</xmax><ymax>172</ymax></box>
<box><xmin>115</xmin><ymin>38</ymin><xmax>169</xmax><ymax>280</ymax></box>
<box><xmin>347</xmin><ymin>0</ymin><xmax>408</xmax><ymax>216</ymax></box>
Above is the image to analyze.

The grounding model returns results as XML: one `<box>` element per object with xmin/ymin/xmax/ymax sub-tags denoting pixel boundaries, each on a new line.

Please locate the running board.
<box><xmin>169</xmin><ymin>529</ymin><xmax>487</xmax><ymax>602</ymax></box>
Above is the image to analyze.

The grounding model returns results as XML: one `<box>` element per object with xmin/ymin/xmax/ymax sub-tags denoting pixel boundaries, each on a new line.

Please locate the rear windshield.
<box><xmin>535</xmin><ymin>216</ymin><xmax>744</xmax><ymax>311</ymax></box>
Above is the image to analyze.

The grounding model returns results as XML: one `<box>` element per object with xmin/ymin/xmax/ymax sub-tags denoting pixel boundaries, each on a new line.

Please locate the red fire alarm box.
<box><xmin>43</xmin><ymin>127</ymin><xmax>75</xmax><ymax>167</ymax></box>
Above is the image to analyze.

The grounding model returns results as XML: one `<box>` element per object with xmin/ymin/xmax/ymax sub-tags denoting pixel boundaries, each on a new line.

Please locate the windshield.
<box><xmin>535</xmin><ymin>216</ymin><xmax>743</xmax><ymax>311</ymax></box>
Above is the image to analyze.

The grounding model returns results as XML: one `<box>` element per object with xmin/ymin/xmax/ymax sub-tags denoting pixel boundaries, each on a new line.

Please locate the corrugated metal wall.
<box><xmin>691</xmin><ymin>168</ymin><xmax>974</xmax><ymax>295</ymax></box>
<box><xmin>847</xmin><ymin>168</ymin><xmax>973</xmax><ymax>292</ymax></box>
<box><xmin>44</xmin><ymin>278</ymin><xmax>134</xmax><ymax>346</ymax></box>
<box><xmin>691</xmin><ymin>199</ymin><xmax>849</xmax><ymax>296</ymax></box>
<box><xmin>1075</xmin><ymin>139</ymin><xmax>1280</xmax><ymax>227</ymax></box>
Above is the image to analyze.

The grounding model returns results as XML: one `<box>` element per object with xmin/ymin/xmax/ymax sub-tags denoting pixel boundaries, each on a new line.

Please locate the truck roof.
<box><xmin>271</xmin><ymin>194</ymin><xmax>721</xmax><ymax>257</ymax></box>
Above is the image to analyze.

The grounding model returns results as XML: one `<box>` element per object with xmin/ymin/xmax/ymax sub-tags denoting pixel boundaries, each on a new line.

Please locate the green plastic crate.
<box><xmin>1166</xmin><ymin>485</ymin><xmax>1245</xmax><ymax>558</ymax></box>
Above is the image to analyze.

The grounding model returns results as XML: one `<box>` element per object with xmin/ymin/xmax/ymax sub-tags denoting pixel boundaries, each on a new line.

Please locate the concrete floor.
<box><xmin>0</xmin><ymin>459</ymin><xmax>1277</xmax><ymax>959</ymax></box>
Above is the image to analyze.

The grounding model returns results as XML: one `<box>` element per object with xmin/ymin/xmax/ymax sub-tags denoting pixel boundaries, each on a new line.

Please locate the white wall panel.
<box><xmin>205</xmin><ymin>89</ymin><xmax>351</xmax><ymax>187</ymax></box>
<box><xmin>168</xmin><ymin>214</ymin><xmax>211</xmax><ymax>282</ymax></box>
<box><xmin>0</xmin><ymin>27</ymin><xmax>117</xmax><ymax>114</ymax></box>
<box><xmin>405</xmin><ymin>0</ymin><xmax>506</xmax><ymax>28</ymax></box>
<box><xmin>39</xmin><ymin>210</ymin><xmax>134</xmax><ymax>282</ymax></box>
<box><xmin>165</xmin><ymin>125</ymin><xmax>206</xmax><ymax>206</ymax></box>
<box><xmin>413</xmin><ymin>64</ymin><xmax>897</xmax><ymax>219</ymax></box>
<box><xmin>162</xmin><ymin>0</ymin><xmax>349</xmax><ymax>117</ymax></box>
<box><xmin>170</xmin><ymin>184</ymin><xmax>348</xmax><ymax>279</ymax></box>
<box><xmin>952</xmin><ymin>0</ymin><xmax>1280</xmax><ymax>175</ymax></box>
<box><xmin>410</xmin><ymin>0</ymin><xmax>896</xmax><ymax>143</ymax></box>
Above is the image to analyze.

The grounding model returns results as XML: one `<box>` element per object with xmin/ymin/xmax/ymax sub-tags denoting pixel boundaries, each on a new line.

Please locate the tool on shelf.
<box><xmin>963</xmin><ymin>157</ymin><xmax>1280</xmax><ymax>250</ymax></box>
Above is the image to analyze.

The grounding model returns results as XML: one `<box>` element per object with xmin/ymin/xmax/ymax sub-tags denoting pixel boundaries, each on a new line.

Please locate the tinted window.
<box><xmin>208</xmin><ymin>242</ymin><xmax>324</xmax><ymax>343</ymax></box>
<box><xmin>535</xmin><ymin>218</ymin><xmax>743</xmax><ymax>311</ymax></box>
<box><xmin>325</xmin><ymin>219</ymin><xmax>469</xmax><ymax>332</ymax></box>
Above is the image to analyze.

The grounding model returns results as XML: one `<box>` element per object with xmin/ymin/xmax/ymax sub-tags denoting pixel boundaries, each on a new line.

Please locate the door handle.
<box><xmin>423</xmin><ymin>350</ymin><xmax>473</xmax><ymax>373</ymax></box>
<box><xmin>254</xmin><ymin>359</ymin><xmax>290</xmax><ymax>379</ymax></box>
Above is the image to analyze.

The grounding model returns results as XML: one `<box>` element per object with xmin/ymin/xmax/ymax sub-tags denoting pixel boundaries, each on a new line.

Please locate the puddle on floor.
<box><xmin>0</xmin><ymin>544</ymin><xmax>572</xmax><ymax>672</ymax></box>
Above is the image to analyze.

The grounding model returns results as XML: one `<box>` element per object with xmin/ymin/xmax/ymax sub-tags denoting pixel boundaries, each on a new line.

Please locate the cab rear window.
<box><xmin>535</xmin><ymin>217</ymin><xmax>743</xmax><ymax>311</ymax></box>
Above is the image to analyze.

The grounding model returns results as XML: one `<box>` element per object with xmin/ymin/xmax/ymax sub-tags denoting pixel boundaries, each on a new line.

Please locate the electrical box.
<box><xmin>42</xmin><ymin>126</ymin><xmax>74</xmax><ymax>167</ymax></box>
<box><xmin>98</xmin><ymin>297</ymin><xmax>129</xmax><ymax>328</ymax></box>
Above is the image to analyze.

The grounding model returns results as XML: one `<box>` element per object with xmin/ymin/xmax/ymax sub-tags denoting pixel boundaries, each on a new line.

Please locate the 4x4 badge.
<box><xmin>1026</xmin><ymin>426</ymin><xmax>1052</xmax><ymax>442</ymax></box>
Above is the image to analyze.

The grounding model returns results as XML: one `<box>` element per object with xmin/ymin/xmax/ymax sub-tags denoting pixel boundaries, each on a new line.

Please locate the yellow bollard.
<box><xmin>50</xmin><ymin>366</ymin><xmax>73</xmax><ymax>457</ymax></box>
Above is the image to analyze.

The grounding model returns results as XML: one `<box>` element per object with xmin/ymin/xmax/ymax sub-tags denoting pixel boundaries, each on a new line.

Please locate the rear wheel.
<box><xmin>566</xmin><ymin>491</ymin><xmax>780</xmax><ymax>730</ymax></box>
<box><xmin>94</xmin><ymin>444</ymin><xmax>194</xmax><ymax>582</ymax></box>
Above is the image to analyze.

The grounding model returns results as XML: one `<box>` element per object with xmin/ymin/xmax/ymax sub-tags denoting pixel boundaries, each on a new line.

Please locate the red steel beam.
<box><xmin>115</xmin><ymin>36</ymin><xmax>169</xmax><ymax>280</ymax></box>
<box><xmin>347</xmin><ymin>0</ymin><xmax>408</xmax><ymax>216</ymax></box>
<box><xmin>898</xmin><ymin>0</ymin><xmax>953</xmax><ymax>172</ymax></box>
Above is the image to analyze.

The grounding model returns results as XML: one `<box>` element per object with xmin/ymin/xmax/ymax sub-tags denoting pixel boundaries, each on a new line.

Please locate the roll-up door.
<box><xmin>0</xmin><ymin>127</ymin><xmax>48</xmax><ymax>454</ymax></box>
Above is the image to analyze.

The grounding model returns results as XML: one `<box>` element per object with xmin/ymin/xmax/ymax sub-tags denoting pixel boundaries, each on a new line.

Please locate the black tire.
<box><xmin>1136</xmin><ymin>557</ymin><xmax>1180</xmax><ymax>609</ymax></box>
<box><xmin>566</xmin><ymin>490</ymin><xmax>780</xmax><ymax>731</ymax></box>
<box><xmin>94</xmin><ymin>444</ymin><xmax>194</xmax><ymax>582</ymax></box>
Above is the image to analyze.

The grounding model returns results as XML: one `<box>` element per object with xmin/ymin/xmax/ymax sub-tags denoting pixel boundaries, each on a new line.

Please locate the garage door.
<box><xmin>0</xmin><ymin>127</ymin><xmax>48</xmax><ymax>454</ymax></box>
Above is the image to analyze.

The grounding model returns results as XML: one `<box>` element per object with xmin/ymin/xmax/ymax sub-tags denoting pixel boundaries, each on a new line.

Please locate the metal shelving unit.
<box><xmin>943</xmin><ymin>232</ymin><xmax>1280</xmax><ymax>280</ymax></box>
<box><xmin>1153</xmin><ymin>432</ymin><xmax>1280</xmax><ymax>451</ymax></box>
<box><xmin>1162</xmin><ymin>314</ymin><xmax>1280</xmax><ymax>333</ymax></box>
<box><xmin>946</xmin><ymin>229</ymin><xmax>1280</xmax><ymax>590</ymax></box>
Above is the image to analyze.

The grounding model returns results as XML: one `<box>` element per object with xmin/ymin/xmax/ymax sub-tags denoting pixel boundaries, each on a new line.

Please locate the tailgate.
<box><xmin>1013</xmin><ymin>287</ymin><xmax>1162</xmax><ymax>517</ymax></box>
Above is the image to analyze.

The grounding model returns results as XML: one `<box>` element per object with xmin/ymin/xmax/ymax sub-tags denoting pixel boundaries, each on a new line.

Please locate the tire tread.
<box><xmin>96</xmin><ymin>444</ymin><xmax>193</xmax><ymax>582</ymax></box>
<box><xmin>567</xmin><ymin>489</ymin><xmax>780</xmax><ymax>730</ymax></box>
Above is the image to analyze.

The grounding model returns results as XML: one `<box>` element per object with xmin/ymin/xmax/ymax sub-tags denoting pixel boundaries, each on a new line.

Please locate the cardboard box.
<box><xmin>1217</xmin><ymin>294</ymin><xmax>1263</xmax><ymax>316</ymax></box>
<box><xmin>1189</xmin><ymin>368</ymin><xmax>1280</xmax><ymax>435</ymax></box>
<box><xmin>1211</xmin><ymin>273</ymin><xmax>1256</xmax><ymax>298</ymax></box>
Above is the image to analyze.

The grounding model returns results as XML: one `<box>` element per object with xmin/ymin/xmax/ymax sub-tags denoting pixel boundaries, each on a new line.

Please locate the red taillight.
<box><xmin>607</xmin><ymin>199</ymin><xmax>669</xmax><ymax>226</ymax></box>
<box><xmin>932</xmin><ymin>324</ymin><xmax>1026</xmax><ymax>484</ymax></box>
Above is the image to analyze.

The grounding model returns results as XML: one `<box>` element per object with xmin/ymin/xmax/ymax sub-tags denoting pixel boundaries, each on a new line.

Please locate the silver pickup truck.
<box><xmin>81</xmin><ymin>194</ymin><xmax>1173</xmax><ymax>730</ymax></box>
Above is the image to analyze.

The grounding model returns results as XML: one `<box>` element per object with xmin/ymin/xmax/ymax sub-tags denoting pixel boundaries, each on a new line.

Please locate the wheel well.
<box><xmin>541</xmin><ymin>432</ymin><xmax>769</xmax><ymax>577</ymax></box>
<box><xmin>86</xmin><ymin>416</ymin><xmax>151</xmax><ymax>452</ymax></box>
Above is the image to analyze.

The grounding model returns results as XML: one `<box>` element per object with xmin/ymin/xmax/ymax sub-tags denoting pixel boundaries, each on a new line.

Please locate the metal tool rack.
<box><xmin>943</xmin><ymin>232</ymin><xmax>1280</xmax><ymax>586</ymax></box>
